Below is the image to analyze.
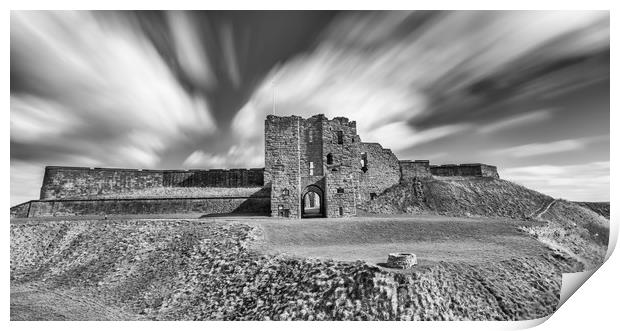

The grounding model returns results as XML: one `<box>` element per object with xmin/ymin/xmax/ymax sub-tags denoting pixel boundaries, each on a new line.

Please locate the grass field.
<box><xmin>241</xmin><ymin>215</ymin><xmax>552</xmax><ymax>267</ymax></box>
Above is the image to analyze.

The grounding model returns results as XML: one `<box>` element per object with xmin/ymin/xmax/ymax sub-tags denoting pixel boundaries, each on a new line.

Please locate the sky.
<box><xmin>10</xmin><ymin>10</ymin><xmax>610</xmax><ymax>205</ymax></box>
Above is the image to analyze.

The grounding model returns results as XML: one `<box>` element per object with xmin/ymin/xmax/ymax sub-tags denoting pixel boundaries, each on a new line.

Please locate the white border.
<box><xmin>4</xmin><ymin>1</ymin><xmax>616</xmax><ymax>331</ymax></box>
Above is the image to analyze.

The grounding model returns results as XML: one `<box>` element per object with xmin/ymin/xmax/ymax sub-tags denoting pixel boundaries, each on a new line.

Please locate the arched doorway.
<box><xmin>301</xmin><ymin>185</ymin><xmax>325</xmax><ymax>218</ymax></box>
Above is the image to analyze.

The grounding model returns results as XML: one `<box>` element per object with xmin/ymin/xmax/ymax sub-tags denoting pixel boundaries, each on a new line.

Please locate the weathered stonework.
<box><xmin>359</xmin><ymin>143</ymin><xmax>401</xmax><ymax>204</ymax></box>
<box><xmin>12</xmin><ymin>113</ymin><xmax>501</xmax><ymax>219</ymax></box>
<box><xmin>430</xmin><ymin>163</ymin><xmax>499</xmax><ymax>178</ymax></box>
<box><xmin>400</xmin><ymin>160</ymin><xmax>432</xmax><ymax>180</ymax></box>
<box><xmin>387</xmin><ymin>253</ymin><xmax>417</xmax><ymax>269</ymax></box>
<box><xmin>40</xmin><ymin>166</ymin><xmax>264</xmax><ymax>200</ymax></box>
<box><xmin>15</xmin><ymin>197</ymin><xmax>269</xmax><ymax>218</ymax></box>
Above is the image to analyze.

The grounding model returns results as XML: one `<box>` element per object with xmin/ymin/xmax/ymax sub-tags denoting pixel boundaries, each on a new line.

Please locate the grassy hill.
<box><xmin>11</xmin><ymin>219</ymin><xmax>578</xmax><ymax>321</ymax></box>
<box><xmin>359</xmin><ymin>177</ymin><xmax>552</xmax><ymax>219</ymax></box>
<box><xmin>359</xmin><ymin>176</ymin><xmax>609</xmax><ymax>269</ymax></box>
<box><xmin>574</xmin><ymin>202</ymin><xmax>610</xmax><ymax>219</ymax></box>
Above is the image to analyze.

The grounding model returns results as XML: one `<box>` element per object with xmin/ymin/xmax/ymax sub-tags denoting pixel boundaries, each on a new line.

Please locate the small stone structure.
<box><xmin>11</xmin><ymin>114</ymin><xmax>500</xmax><ymax>219</ymax></box>
<box><xmin>386</xmin><ymin>253</ymin><xmax>417</xmax><ymax>269</ymax></box>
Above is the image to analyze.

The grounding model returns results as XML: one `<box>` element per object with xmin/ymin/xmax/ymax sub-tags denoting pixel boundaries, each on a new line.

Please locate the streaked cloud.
<box><xmin>502</xmin><ymin>161</ymin><xmax>609</xmax><ymax>201</ymax></box>
<box><xmin>493</xmin><ymin>135</ymin><xmax>607</xmax><ymax>158</ymax></box>
<box><xmin>10</xmin><ymin>11</ymin><xmax>609</xmax><ymax>205</ymax></box>
<box><xmin>478</xmin><ymin>109</ymin><xmax>555</xmax><ymax>134</ymax></box>
<box><xmin>11</xmin><ymin>12</ymin><xmax>218</xmax><ymax>168</ymax></box>
<box><xmin>167</xmin><ymin>11</ymin><xmax>217</xmax><ymax>90</ymax></box>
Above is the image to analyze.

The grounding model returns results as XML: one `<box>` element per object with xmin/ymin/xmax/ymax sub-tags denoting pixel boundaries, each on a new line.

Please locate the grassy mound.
<box><xmin>11</xmin><ymin>220</ymin><xmax>578</xmax><ymax>321</ymax></box>
<box><xmin>360</xmin><ymin>177</ymin><xmax>552</xmax><ymax>219</ymax></box>
<box><xmin>574</xmin><ymin>202</ymin><xmax>610</xmax><ymax>219</ymax></box>
<box><xmin>521</xmin><ymin>200</ymin><xmax>609</xmax><ymax>269</ymax></box>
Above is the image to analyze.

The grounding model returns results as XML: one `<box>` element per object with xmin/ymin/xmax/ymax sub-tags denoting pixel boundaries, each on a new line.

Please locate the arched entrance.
<box><xmin>301</xmin><ymin>185</ymin><xmax>325</xmax><ymax>218</ymax></box>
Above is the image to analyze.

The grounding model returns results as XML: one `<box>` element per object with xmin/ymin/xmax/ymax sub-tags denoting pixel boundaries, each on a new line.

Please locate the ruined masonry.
<box><xmin>10</xmin><ymin>114</ymin><xmax>499</xmax><ymax>219</ymax></box>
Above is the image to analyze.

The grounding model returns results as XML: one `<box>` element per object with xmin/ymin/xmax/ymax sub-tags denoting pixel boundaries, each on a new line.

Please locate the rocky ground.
<box><xmin>11</xmin><ymin>219</ymin><xmax>580</xmax><ymax>321</ymax></box>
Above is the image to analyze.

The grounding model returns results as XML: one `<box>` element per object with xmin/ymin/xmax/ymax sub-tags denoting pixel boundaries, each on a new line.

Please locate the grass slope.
<box><xmin>360</xmin><ymin>177</ymin><xmax>609</xmax><ymax>270</ymax></box>
<box><xmin>11</xmin><ymin>220</ymin><xmax>578</xmax><ymax>321</ymax></box>
<box><xmin>522</xmin><ymin>200</ymin><xmax>609</xmax><ymax>269</ymax></box>
<box><xmin>574</xmin><ymin>202</ymin><xmax>610</xmax><ymax>219</ymax></box>
<box><xmin>360</xmin><ymin>177</ymin><xmax>552</xmax><ymax>219</ymax></box>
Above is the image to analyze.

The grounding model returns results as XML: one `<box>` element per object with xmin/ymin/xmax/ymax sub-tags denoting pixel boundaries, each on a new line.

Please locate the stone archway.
<box><xmin>301</xmin><ymin>185</ymin><xmax>325</xmax><ymax>218</ymax></box>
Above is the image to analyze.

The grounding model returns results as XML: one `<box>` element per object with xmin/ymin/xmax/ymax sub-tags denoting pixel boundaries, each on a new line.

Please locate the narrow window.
<box><xmin>337</xmin><ymin>187</ymin><xmax>344</xmax><ymax>194</ymax></box>
<box><xmin>339</xmin><ymin>207</ymin><xmax>344</xmax><ymax>216</ymax></box>
<box><xmin>309</xmin><ymin>130</ymin><xmax>313</xmax><ymax>143</ymax></box>
<box><xmin>282</xmin><ymin>188</ymin><xmax>289</xmax><ymax>196</ymax></box>
<box><xmin>361</xmin><ymin>152</ymin><xmax>368</xmax><ymax>173</ymax></box>
<box><xmin>309</xmin><ymin>162</ymin><xmax>314</xmax><ymax>175</ymax></box>
<box><xmin>337</xmin><ymin>131</ymin><xmax>343</xmax><ymax>144</ymax></box>
<box><xmin>326</xmin><ymin>153</ymin><xmax>333</xmax><ymax>165</ymax></box>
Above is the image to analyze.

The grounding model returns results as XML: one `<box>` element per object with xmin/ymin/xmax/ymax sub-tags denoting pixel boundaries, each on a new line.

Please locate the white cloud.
<box><xmin>11</xmin><ymin>11</ymin><xmax>218</xmax><ymax>169</ymax></box>
<box><xmin>494</xmin><ymin>139</ymin><xmax>585</xmax><ymax>158</ymax></box>
<box><xmin>234</xmin><ymin>11</ymin><xmax>608</xmax><ymax>161</ymax></box>
<box><xmin>167</xmin><ymin>11</ymin><xmax>217</xmax><ymax>90</ymax></box>
<box><xmin>478</xmin><ymin>109</ymin><xmax>554</xmax><ymax>134</ymax></box>
<box><xmin>493</xmin><ymin>135</ymin><xmax>607</xmax><ymax>158</ymax></box>
<box><xmin>502</xmin><ymin>161</ymin><xmax>609</xmax><ymax>201</ymax></box>
<box><xmin>183</xmin><ymin>144</ymin><xmax>263</xmax><ymax>169</ymax></box>
<box><xmin>365</xmin><ymin>121</ymin><xmax>470</xmax><ymax>152</ymax></box>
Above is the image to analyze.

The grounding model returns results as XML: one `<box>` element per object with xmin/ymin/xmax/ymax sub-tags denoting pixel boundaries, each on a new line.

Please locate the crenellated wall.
<box><xmin>40</xmin><ymin>166</ymin><xmax>264</xmax><ymax>200</ymax></box>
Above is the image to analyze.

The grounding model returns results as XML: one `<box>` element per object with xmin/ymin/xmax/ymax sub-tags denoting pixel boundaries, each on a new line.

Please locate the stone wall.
<box><xmin>10</xmin><ymin>201</ymin><xmax>30</xmax><ymax>218</ymax></box>
<box><xmin>399</xmin><ymin>160</ymin><xmax>432</xmax><ymax>180</ymax></box>
<box><xmin>264</xmin><ymin>114</ymin><xmax>361</xmax><ymax>218</ymax></box>
<box><xmin>359</xmin><ymin>143</ymin><xmax>401</xmax><ymax>204</ymax></box>
<box><xmin>13</xmin><ymin>197</ymin><xmax>270</xmax><ymax>218</ymax></box>
<box><xmin>322</xmin><ymin>117</ymin><xmax>360</xmax><ymax>217</ymax></box>
<box><xmin>265</xmin><ymin>115</ymin><xmax>302</xmax><ymax>217</ymax></box>
<box><xmin>430</xmin><ymin>163</ymin><xmax>499</xmax><ymax>178</ymax></box>
<box><xmin>40</xmin><ymin>166</ymin><xmax>264</xmax><ymax>200</ymax></box>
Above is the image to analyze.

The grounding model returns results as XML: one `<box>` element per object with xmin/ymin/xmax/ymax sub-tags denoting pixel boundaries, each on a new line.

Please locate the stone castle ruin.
<box><xmin>11</xmin><ymin>114</ymin><xmax>498</xmax><ymax>219</ymax></box>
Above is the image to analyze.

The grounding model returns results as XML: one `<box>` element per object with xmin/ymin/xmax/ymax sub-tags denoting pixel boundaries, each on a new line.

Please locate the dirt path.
<box><xmin>529</xmin><ymin>199</ymin><xmax>556</xmax><ymax>220</ymax></box>
<box><xmin>11</xmin><ymin>282</ymin><xmax>144</xmax><ymax>321</ymax></box>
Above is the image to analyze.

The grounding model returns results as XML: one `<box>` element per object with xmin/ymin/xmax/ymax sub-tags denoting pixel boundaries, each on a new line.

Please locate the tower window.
<box><xmin>282</xmin><ymin>188</ymin><xmax>289</xmax><ymax>196</ymax></box>
<box><xmin>309</xmin><ymin>162</ymin><xmax>314</xmax><ymax>175</ymax></box>
<box><xmin>337</xmin><ymin>131</ymin><xmax>343</xmax><ymax>144</ymax></box>
<box><xmin>309</xmin><ymin>130</ymin><xmax>313</xmax><ymax>143</ymax></box>
<box><xmin>337</xmin><ymin>187</ymin><xmax>344</xmax><ymax>194</ymax></box>
<box><xmin>326</xmin><ymin>153</ymin><xmax>333</xmax><ymax>165</ymax></box>
<box><xmin>361</xmin><ymin>152</ymin><xmax>368</xmax><ymax>173</ymax></box>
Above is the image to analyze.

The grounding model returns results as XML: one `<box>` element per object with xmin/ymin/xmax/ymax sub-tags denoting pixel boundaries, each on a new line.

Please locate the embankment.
<box><xmin>11</xmin><ymin>220</ymin><xmax>579</xmax><ymax>321</ymax></box>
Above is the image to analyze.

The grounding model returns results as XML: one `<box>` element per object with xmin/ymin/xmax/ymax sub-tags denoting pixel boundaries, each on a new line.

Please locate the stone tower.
<box><xmin>264</xmin><ymin>114</ymin><xmax>361</xmax><ymax>218</ymax></box>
